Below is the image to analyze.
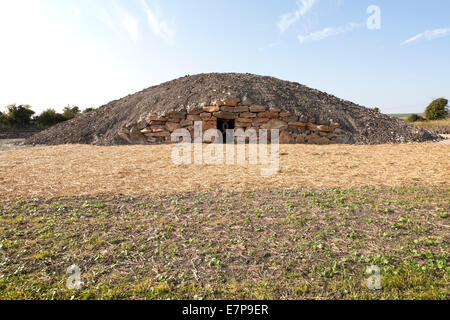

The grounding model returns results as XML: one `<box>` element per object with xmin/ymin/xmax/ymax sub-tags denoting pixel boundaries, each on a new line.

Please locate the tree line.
<box><xmin>0</xmin><ymin>104</ymin><xmax>95</xmax><ymax>130</ymax></box>
<box><xmin>408</xmin><ymin>98</ymin><xmax>449</xmax><ymax>122</ymax></box>
<box><xmin>1</xmin><ymin>98</ymin><xmax>447</xmax><ymax>130</ymax></box>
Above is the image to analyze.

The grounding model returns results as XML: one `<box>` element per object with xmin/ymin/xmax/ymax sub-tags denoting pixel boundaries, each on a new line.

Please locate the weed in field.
<box><xmin>0</xmin><ymin>185</ymin><xmax>448</xmax><ymax>300</ymax></box>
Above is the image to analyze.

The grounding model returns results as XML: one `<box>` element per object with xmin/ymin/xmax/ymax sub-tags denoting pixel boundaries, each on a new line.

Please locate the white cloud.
<box><xmin>298</xmin><ymin>22</ymin><xmax>362</xmax><ymax>44</ymax></box>
<box><xmin>98</xmin><ymin>5</ymin><xmax>140</xmax><ymax>42</ymax></box>
<box><xmin>142</xmin><ymin>1</ymin><xmax>176</xmax><ymax>44</ymax></box>
<box><xmin>258</xmin><ymin>42</ymin><xmax>280</xmax><ymax>52</ymax></box>
<box><xmin>122</xmin><ymin>14</ymin><xmax>139</xmax><ymax>42</ymax></box>
<box><xmin>402</xmin><ymin>28</ymin><xmax>450</xmax><ymax>45</ymax></box>
<box><xmin>278</xmin><ymin>0</ymin><xmax>318</xmax><ymax>32</ymax></box>
<box><xmin>98</xmin><ymin>9</ymin><xmax>119</xmax><ymax>35</ymax></box>
<box><xmin>114</xmin><ymin>5</ymin><xmax>140</xmax><ymax>42</ymax></box>
<box><xmin>68</xmin><ymin>4</ymin><xmax>81</xmax><ymax>27</ymax></box>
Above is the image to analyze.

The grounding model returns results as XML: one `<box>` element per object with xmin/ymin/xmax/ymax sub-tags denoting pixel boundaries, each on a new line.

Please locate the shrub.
<box><xmin>425</xmin><ymin>98</ymin><xmax>448</xmax><ymax>120</ymax></box>
<box><xmin>407</xmin><ymin>114</ymin><xmax>423</xmax><ymax>122</ymax></box>
<box><xmin>83</xmin><ymin>108</ymin><xmax>95</xmax><ymax>114</ymax></box>
<box><xmin>0</xmin><ymin>111</ymin><xmax>9</xmax><ymax>128</ymax></box>
<box><xmin>36</xmin><ymin>109</ymin><xmax>67</xmax><ymax>127</ymax></box>
<box><xmin>6</xmin><ymin>104</ymin><xmax>35</xmax><ymax>127</ymax></box>
<box><xmin>373</xmin><ymin>107</ymin><xmax>380</xmax><ymax>113</ymax></box>
<box><xmin>62</xmin><ymin>105</ymin><xmax>81</xmax><ymax>120</ymax></box>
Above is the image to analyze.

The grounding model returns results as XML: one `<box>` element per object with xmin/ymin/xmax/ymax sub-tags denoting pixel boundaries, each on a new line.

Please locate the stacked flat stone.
<box><xmin>119</xmin><ymin>97</ymin><xmax>346</xmax><ymax>144</ymax></box>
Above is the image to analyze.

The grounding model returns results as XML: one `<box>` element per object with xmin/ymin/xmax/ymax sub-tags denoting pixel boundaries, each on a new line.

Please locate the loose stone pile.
<box><xmin>119</xmin><ymin>97</ymin><xmax>349</xmax><ymax>145</ymax></box>
<box><xmin>25</xmin><ymin>73</ymin><xmax>440</xmax><ymax>146</ymax></box>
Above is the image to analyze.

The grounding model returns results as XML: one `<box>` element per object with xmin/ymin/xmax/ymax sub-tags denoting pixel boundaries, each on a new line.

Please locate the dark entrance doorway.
<box><xmin>217</xmin><ymin>118</ymin><xmax>235</xmax><ymax>143</ymax></box>
<box><xmin>217</xmin><ymin>118</ymin><xmax>235</xmax><ymax>137</ymax></box>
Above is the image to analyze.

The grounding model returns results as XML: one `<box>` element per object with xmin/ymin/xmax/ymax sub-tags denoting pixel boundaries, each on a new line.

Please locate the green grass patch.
<box><xmin>0</xmin><ymin>185</ymin><xmax>448</xmax><ymax>300</ymax></box>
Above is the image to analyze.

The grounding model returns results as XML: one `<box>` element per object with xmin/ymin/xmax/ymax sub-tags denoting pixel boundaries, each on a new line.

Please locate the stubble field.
<box><xmin>0</xmin><ymin>144</ymin><xmax>449</xmax><ymax>199</ymax></box>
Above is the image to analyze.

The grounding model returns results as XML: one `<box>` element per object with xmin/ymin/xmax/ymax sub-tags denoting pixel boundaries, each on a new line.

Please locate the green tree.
<box><xmin>6</xmin><ymin>104</ymin><xmax>35</xmax><ymax>128</ymax></box>
<box><xmin>36</xmin><ymin>109</ymin><xmax>66</xmax><ymax>127</ymax></box>
<box><xmin>62</xmin><ymin>105</ymin><xmax>81</xmax><ymax>120</ymax></box>
<box><xmin>0</xmin><ymin>111</ymin><xmax>9</xmax><ymax>127</ymax></box>
<box><xmin>407</xmin><ymin>114</ymin><xmax>423</xmax><ymax>122</ymax></box>
<box><xmin>425</xmin><ymin>98</ymin><xmax>448</xmax><ymax>120</ymax></box>
<box><xmin>83</xmin><ymin>107</ymin><xmax>95</xmax><ymax>114</ymax></box>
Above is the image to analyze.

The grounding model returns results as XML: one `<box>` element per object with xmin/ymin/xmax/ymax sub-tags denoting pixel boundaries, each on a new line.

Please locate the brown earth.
<box><xmin>25</xmin><ymin>73</ymin><xmax>439</xmax><ymax>146</ymax></box>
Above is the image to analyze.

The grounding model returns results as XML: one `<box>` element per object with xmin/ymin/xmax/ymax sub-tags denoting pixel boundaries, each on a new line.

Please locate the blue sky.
<box><xmin>0</xmin><ymin>0</ymin><xmax>449</xmax><ymax>114</ymax></box>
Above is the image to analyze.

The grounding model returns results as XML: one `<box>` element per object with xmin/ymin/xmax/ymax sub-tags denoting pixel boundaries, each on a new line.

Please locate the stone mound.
<box><xmin>26</xmin><ymin>73</ymin><xmax>439</xmax><ymax>145</ymax></box>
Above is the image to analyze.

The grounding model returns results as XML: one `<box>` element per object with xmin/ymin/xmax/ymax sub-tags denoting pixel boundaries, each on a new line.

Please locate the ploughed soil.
<box><xmin>25</xmin><ymin>73</ymin><xmax>439</xmax><ymax>146</ymax></box>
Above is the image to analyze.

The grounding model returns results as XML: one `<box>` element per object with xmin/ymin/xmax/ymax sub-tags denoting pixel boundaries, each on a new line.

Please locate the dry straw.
<box><xmin>0</xmin><ymin>144</ymin><xmax>449</xmax><ymax>199</ymax></box>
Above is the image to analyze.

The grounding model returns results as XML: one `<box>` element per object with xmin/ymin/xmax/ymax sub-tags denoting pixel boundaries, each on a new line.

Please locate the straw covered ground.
<box><xmin>0</xmin><ymin>144</ymin><xmax>449</xmax><ymax>199</ymax></box>
<box><xmin>0</xmin><ymin>143</ymin><xmax>449</xmax><ymax>300</ymax></box>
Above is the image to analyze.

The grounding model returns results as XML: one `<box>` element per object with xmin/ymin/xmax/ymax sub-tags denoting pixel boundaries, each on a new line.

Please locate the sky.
<box><xmin>0</xmin><ymin>0</ymin><xmax>449</xmax><ymax>114</ymax></box>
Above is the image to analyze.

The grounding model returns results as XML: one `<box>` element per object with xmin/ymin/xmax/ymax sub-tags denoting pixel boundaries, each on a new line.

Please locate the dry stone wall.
<box><xmin>119</xmin><ymin>97</ymin><xmax>350</xmax><ymax>145</ymax></box>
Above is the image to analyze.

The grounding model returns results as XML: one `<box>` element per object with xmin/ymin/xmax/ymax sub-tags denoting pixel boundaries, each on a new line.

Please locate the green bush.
<box><xmin>1</xmin><ymin>104</ymin><xmax>84</xmax><ymax>130</ymax></box>
<box><xmin>83</xmin><ymin>108</ymin><xmax>95</xmax><ymax>114</ymax></box>
<box><xmin>425</xmin><ymin>98</ymin><xmax>448</xmax><ymax>120</ymax></box>
<box><xmin>62</xmin><ymin>105</ymin><xmax>81</xmax><ymax>120</ymax></box>
<box><xmin>6</xmin><ymin>104</ymin><xmax>35</xmax><ymax>127</ymax></box>
<box><xmin>0</xmin><ymin>111</ymin><xmax>9</xmax><ymax>128</ymax></box>
<box><xmin>36</xmin><ymin>109</ymin><xmax>67</xmax><ymax>127</ymax></box>
<box><xmin>407</xmin><ymin>114</ymin><xmax>423</xmax><ymax>122</ymax></box>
